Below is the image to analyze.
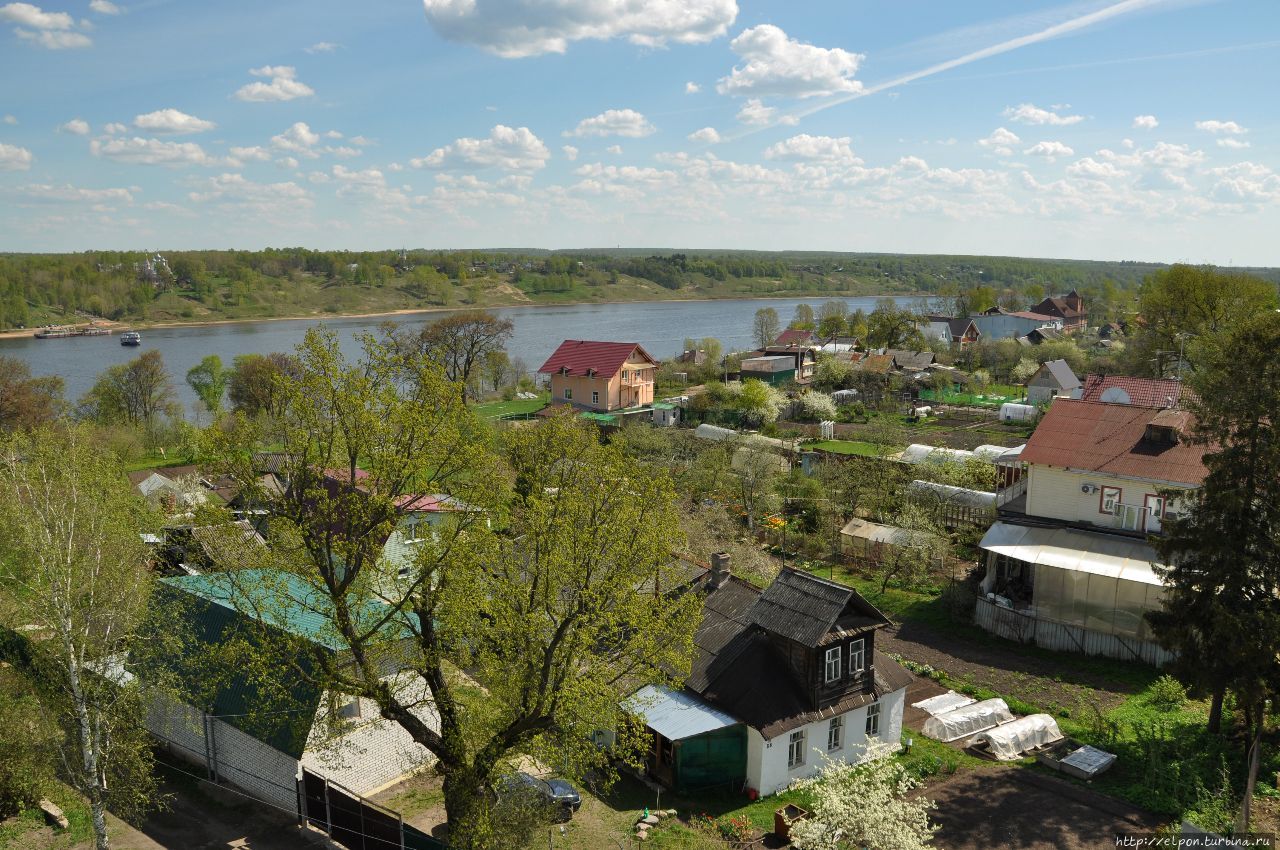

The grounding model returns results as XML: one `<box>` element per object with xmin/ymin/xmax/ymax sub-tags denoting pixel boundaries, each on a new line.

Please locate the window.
<box><xmin>824</xmin><ymin>646</ymin><xmax>842</xmax><ymax>683</ymax></box>
<box><xmin>787</xmin><ymin>730</ymin><xmax>806</xmax><ymax>768</ymax></box>
<box><xmin>330</xmin><ymin>693</ymin><xmax>362</xmax><ymax>721</ymax></box>
<box><xmin>827</xmin><ymin>716</ymin><xmax>843</xmax><ymax>751</ymax></box>
<box><xmin>848</xmin><ymin>638</ymin><xmax>865</xmax><ymax>674</ymax></box>
<box><xmin>563</xmin><ymin>386</ymin><xmax>572</xmax><ymax>400</ymax></box>
<box><xmin>592</xmin><ymin>391</ymin><xmax>599</xmax><ymax>405</ymax></box>
<box><xmin>1100</xmin><ymin>485</ymin><xmax>1122</xmax><ymax>514</ymax></box>
<box><xmin>658</xmin><ymin>735</ymin><xmax>674</xmax><ymax>766</ymax></box>
<box><xmin>865</xmin><ymin>702</ymin><xmax>881</xmax><ymax>737</ymax></box>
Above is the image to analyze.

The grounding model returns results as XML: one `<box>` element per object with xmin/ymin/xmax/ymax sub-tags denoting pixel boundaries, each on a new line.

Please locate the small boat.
<box><xmin>81</xmin><ymin>326</ymin><xmax>112</xmax><ymax>336</ymax></box>
<box><xmin>120</xmin><ymin>331</ymin><xmax>142</xmax><ymax>347</ymax></box>
<box><xmin>34</xmin><ymin>325</ymin><xmax>77</xmax><ymax>339</ymax></box>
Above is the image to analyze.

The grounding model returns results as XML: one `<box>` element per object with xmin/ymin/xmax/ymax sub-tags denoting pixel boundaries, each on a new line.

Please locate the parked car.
<box><xmin>497</xmin><ymin>771</ymin><xmax>582</xmax><ymax>823</ymax></box>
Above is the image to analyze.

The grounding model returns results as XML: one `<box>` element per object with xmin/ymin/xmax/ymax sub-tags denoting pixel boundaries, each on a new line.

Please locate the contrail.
<box><xmin>726</xmin><ymin>0</ymin><xmax>1178</xmax><ymax>139</ymax></box>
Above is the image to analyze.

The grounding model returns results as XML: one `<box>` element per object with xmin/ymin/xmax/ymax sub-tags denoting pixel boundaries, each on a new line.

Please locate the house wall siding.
<box><xmin>1024</xmin><ymin>464</ymin><xmax>1187</xmax><ymax>531</ymax></box>
<box><xmin>744</xmin><ymin>687</ymin><xmax>906</xmax><ymax>796</ymax></box>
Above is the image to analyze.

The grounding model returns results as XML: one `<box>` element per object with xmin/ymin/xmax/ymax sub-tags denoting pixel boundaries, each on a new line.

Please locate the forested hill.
<box><xmin>1</xmin><ymin>248</ymin><xmax>1277</xmax><ymax>331</ymax></box>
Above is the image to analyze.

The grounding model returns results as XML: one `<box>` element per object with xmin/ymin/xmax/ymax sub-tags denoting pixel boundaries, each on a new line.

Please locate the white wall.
<box><xmin>1025</xmin><ymin>464</ymin><xmax>1188</xmax><ymax>531</ymax></box>
<box><xmin>744</xmin><ymin>688</ymin><xmax>906</xmax><ymax>796</ymax></box>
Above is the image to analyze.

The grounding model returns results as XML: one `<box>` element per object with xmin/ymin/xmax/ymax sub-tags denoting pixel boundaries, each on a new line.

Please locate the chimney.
<box><xmin>709</xmin><ymin>552</ymin><xmax>731</xmax><ymax>589</ymax></box>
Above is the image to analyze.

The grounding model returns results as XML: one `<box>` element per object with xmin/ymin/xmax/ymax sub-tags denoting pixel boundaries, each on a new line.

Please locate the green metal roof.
<box><xmin>579</xmin><ymin>412</ymin><xmax>619</xmax><ymax>423</ymax></box>
<box><xmin>162</xmin><ymin>570</ymin><xmax>349</xmax><ymax>650</ymax></box>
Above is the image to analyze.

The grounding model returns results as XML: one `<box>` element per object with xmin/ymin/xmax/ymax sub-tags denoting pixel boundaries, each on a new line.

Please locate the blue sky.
<box><xmin>1</xmin><ymin>0</ymin><xmax>1278</xmax><ymax>263</ymax></box>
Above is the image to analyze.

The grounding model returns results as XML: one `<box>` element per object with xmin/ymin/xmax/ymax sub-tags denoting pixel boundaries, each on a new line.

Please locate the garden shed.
<box><xmin>839</xmin><ymin>518</ymin><xmax>945</xmax><ymax>566</ymax></box>
<box><xmin>623</xmin><ymin>685</ymin><xmax>747</xmax><ymax>794</ymax></box>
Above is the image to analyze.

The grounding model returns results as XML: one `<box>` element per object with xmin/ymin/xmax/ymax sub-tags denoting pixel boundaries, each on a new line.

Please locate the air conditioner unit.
<box><xmin>1080</xmin><ymin>483</ymin><xmax>1096</xmax><ymax>494</ymax></box>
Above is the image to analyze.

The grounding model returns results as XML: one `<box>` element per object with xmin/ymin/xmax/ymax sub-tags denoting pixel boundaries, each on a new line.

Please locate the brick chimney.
<box><xmin>709</xmin><ymin>552</ymin><xmax>731</xmax><ymax>589</ymax></box>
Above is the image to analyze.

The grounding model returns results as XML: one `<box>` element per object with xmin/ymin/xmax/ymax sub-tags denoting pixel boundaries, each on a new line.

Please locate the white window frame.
<box><xmin>865</xmin><ymin>702</ymin><xmax>881</xmax><ymax>737</ymax></box>
<box><xmin>824</xmin><ymin>646</ymin><xmax>842</xmax><ymax>683</ymax></box>
<box><xmin>827</xmin><ymin>716</ymin><xmax>843</xmax><ymax>751</ymax></box>
<box><xmin>563</xmin><ymin>386</ymin><xmax>572</xmax><ymax>400</ymax></box>
<box><xmin>592</xmin><ymin>390</ymin><xmax>599</xmax><ymax>405</ymax></box>
<box><xmin>848</xmin><ymin>638</ymin><xmax>865</xmax><ymax>674</ymax></box>
<box><xmin>787</xmin><ymin>730</ymin><xmax>805</xmax><ymax>768</ymax></box>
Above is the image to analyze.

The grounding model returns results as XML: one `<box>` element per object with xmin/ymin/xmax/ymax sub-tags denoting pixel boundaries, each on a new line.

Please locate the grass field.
<box><xmin>919</xmin><ymin>384</ymin><xmax>1026</xmax><ymax>408</ymax></box>
<box><xmin>472</xmin><ymin>394</ymin><xmax>548</xmax><ymax>419</ymax></box>
<box><xmin>806</xmin><ymin>439</ymin><xmax>892</xmax><ymax>457</ymax></box>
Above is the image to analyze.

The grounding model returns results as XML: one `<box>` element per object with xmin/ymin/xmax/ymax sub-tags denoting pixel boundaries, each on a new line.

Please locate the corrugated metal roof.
<box><xmin>1019</xmin><ymin>398</ymin><xmax>1208</xmax><ymax>485</ymax></box>
<box><xmin>979</xmin><ymin>521</ymin><xmax>1164</xmax><ymax>586</ymax></box>
<box><xmin>1079</xmin><ymin>374</ymin><xmax>1196</xmax><ymax>408</ymax></box>
<box><xmin>624</xmin><ymin>685</ymin><xmax>739</xmax><ymax>741</ymax></box>
<box><xmin>536</xmin><ymin>340</ymin><xmax>656</xmax><ymax>377</ymax></box>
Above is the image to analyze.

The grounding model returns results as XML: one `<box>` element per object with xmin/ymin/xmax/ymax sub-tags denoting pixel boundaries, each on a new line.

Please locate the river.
<box><xmin>0</xmin><ymin>295</ymin><xmax>914</xmax><ymax>413</ymax></box>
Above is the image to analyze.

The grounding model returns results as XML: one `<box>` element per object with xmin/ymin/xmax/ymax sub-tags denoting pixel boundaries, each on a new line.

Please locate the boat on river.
<box><xmin>120</xmin><ymin>331</ymin><xmax>141</xmax><ymax>347</ymax></box>
<box><xmin>34</xmin><ymin>324</ymin><xmax>114</xmax><ymax>339</ymax></box>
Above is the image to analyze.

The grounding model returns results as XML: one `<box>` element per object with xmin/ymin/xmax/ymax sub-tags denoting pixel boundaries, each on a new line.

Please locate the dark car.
<box><xmin>497</xmin><ymin>771</ymin><xmax>581</xmax><ymax>823</ymax></box>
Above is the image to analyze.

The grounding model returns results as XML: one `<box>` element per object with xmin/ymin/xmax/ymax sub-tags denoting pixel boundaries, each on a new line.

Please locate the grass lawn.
<box><xmin>472</xmin><ymin>393</ymin><xmax>548</xmax><ymax>419</ymax></box>
<box><xmin>806</xmin><ymin>439</ymin><xmax>891</xmax><ymax>457</ymax></box>
<box><xmin>919</xmin><ymin>384</ymin><xmax>1026</xmax><ymax>408</ymax></box>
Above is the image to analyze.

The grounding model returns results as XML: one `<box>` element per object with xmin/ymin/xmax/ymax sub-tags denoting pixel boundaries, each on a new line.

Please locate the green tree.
<box><xmin>1129</xmin><ymin>265</ymin><xmax>1277</xmax><ymax>377</ymax></box>
<box><xmin>817</xmin><ymin>300</ymin><xmax>849</xmax><ymax>339</ymax></box>
<box><xmin>791</xmin><ymin>303</ymin><xmax>815</xmax><ymax>330</ymax></box>
<box><xmin>1149</xmin><ymin>313</ymin><xmax>1280</xmax><ymax>741</ymax></box>
<box><xmin>78</xmin><ymin>349</ymin><xmax>177</xmax><ymax>431</ymax></box>
<box><xmin>386</xmin><ymin>310</ymin><xmax>514</xmax><ymax>402</ymax></box>
<box><xmin>735</xmin><ymin>378</ymin><xmax>784</xmax><ymax>425</ymax></box>
<box><xmin>0</xmin><ymin>668</ymin><xmax>58</xmax><ymax>818</ymax></box>
<box><xmin>0</xmin><ymin>356</ymin><xmax>64</xmax><ymax>432</ymax></box>
<box><xmin>846</xmin><ymin>308</ymin><xmax>869</xmax><ymax>342</ymax></box>
<box><xmin>867</xmin><ymin>299</ymin><xmax>923</xmax><ymax>349</ymax></box>
<box><xmin>212</xmin><ymin>331</ymin><xmax>699</xmax><ymax>850</ymax></box>
<box><xmin>186</xmin><ymin>354</ymin><xmax>229</xmax><ymax>417</ymax></box>
<box><xmin>0</xmin><ymin>426</ymin><xmax>163</xmax><ymax>850</ymax></box>
<box><xmin>228</xmin><ymin>352</ymin><xmax>298</xmax><ymax>418</ymax></box>
<box><xmin>753</xmin><ymin>307</ymin><xmax>781</xmax><ymax>349</ymax></box>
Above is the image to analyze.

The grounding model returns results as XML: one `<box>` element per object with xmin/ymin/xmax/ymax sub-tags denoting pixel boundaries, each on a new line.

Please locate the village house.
<box><xmin>773</xmin><ymin>327</ymin><xmax>817</xmax><ymax>348</ymax></box>
<box><xmin>740</xmin><ymin>346</ymin><xmax>817</xmax><ymax>385</ymax></box>
<box><xmin>1025</xmin><ymin>358</ymin><xmax>1081</xmax><ymax>404</ymax></box>
<box><xmin>979</xmin><ymin>392</ymin><xmax>1209</xmax><ymax>665</ymax></box>
<box><xmin>1029</xmin><ymin>290</ymin><xmax>1087</xmax><ymax>333</ymax></box>
<box><xmin>537</xmin><ymin>340</ymin><xmax>658</xmax><ymax>411</ymax></box>
<box><xmin>625</xmin><ymin>559</ymin><xmax>912</xmax><ymax>796</ymax></box>
<box><xmin>144</xmin><ymin>570</ymin><xmax>440</xmax><ymax>810</ymax></box>
<box><xmin>922</xmin><ymin>316</ymin><xmax>981</xmax><ymax>347</ymax></box>
<box><xmin>969</xmin><ymin>307</ymin><xmax>1063</xmax><ymax>341</ymax></box>
<box><xmin>1017</xmin><ymin>326</ymin><xmax>1064</xmax><ymax>346</ymax></box>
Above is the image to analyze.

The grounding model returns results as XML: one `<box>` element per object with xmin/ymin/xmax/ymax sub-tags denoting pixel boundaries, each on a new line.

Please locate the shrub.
<box><xmin>1147</xmin><ymin>675</ymin><xmax>1188</xmax><ymax>712</ymax></box>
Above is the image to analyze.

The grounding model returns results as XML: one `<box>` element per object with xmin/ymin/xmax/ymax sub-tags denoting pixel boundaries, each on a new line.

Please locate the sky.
<box><xmin>1</xmin><ymin>0</ymin><xmax>1278</xmax><ymax>264</ymax></box>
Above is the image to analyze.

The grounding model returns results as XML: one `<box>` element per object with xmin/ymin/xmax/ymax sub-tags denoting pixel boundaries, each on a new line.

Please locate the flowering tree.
<box><xmin>790</xmin><ymin>748</ymin><xmax>938</xmax><ymax>850</ymax></box>
<box><xmin>734</xmin><ymin>378</ymin><xmax>784</xmax><ymax>425</ymax></box>
<box><xmin>796</xmin><ymin>390</ymin><xmax>837</xmax><ymax>422</ymax></box>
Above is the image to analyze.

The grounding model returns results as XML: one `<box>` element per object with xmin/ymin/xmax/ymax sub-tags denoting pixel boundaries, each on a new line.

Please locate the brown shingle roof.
<box><xmin>537</xmin><ymin>340</ymin><xmax>657</xmax><ymax>378</ymax></box>
<box><xmin>1020</xmin><ymin>398</ymin><xmax>1208</xmax><ymax>486</ymax></box>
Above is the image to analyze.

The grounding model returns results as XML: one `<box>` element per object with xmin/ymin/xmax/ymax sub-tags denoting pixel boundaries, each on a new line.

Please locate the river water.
<box><xmin>0</xmin><ymin>295</ymin><xmax>913</xmax><ymax>413</ymax></box>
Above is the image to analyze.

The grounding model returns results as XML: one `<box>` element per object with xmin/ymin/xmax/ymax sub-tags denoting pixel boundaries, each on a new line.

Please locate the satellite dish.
<box><xmin>1099</xmin><ymin>387</ymin><xmax>1131</xmax><ymax>404</ymax></box>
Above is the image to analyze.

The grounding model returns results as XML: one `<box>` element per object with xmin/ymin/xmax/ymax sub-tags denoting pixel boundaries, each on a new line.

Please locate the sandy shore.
<box><xmin>0</xmin><ymin>290</ymin><xmax>910</xmax><ymax>342</ymax></box>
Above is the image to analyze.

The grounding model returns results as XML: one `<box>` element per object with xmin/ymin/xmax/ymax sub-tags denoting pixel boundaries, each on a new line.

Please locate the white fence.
<box><xmin>974</xmin><ymin>597</ymin><xmax>1173</xmax><ymax>667</ymax></box>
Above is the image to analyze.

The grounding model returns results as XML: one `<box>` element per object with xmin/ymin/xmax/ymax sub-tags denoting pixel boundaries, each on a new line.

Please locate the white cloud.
<box><xmin>271</xmin><ymin>121</ymin><xmax>320</xmax><ymax>155</ymax></box>
<box><xmin>1002</xmin><ymin>103</ymin><xmax>1083</xmax><ymax>126</ymax></box>
<box><xmin>16</xmin><ymin>27</ymin><xmax>90</xmax><ymax>48</ymax></box>
<box><xmin>561</xmin><ymin>144</ymin><xmax>579</xmax><ymax>161</ymax></box>
<box><xmin>412</xmin><ymin>125</ymin><xmax>550</xmax><ymax>171</ymax></box>
<box><xmin>324</xmin><ymin>130</ymin><xmax>343</xmax><ymax>139</ymax></box>
<box><xmin>188</xmin><ymin>173</ymin><xmax>312</xmax><ymax>212</ymax></box>
<box><xmin>12</xmin><ymin>182</ymin><xmax>133</xmax><ymax>202</ymax></box>
<box><xmin>735</xmin><ymin>97</ymin><xmax>797</xmax><ymax>127</ymax></box>
<box><xmin>420</xmin><ymin>0</ymin><xmax>737</xmax><ymax>58</ymax></box>
<box><xmin>1065</xmin><ymin>157</ymin><xmax>1126</xmax><ymax>180</ymax></box>
<box><xmin>0</xmin><ymin>142</ymin><xmax>34</xmax><ymax>171</ymax></box>
<box><xmin>1195</xmin><ymin>119</ymin><xmax>1247</xmax><ymax>135</ymax></box>
<box><xmin>1208</xmin><ymin>162</ymin><xmax>1280</xmax><ymax>204</ymax></box>
<box><xmin>328</xmin><ymin>145</ymin><xmax>361</xmax><ymax>158</ymax></box>
<box><xmin>717</xmin><ymin>24</ymin><xmax>862</xmax><ymax>98</ymax></box>
<box><xmin>2</xmin><ymin>114</ymin><xmax>15</xmax><ymax>125</ymax></box>
<box><xmin>606</xmin><ymin>144</ymin><xmax>622</xmax><ymax>155</ymax></box>
<box><xmin>1132</xmin><ymin>114</ymin><xmax>1158</xmax><ymax>130</ymax></box>
<box><xmin>59</xmin><ymin>118</ymin><xmax>90</xmax><ymax>135</ymax></box>
<box><xmin>977</xmin><ymin>127</ymin><xmax>1019</xmax><ymax>156</ymax></box>
<box><xmin>230</xmin><ymin>145</ymin><xmax>271</xmax><ymax>162</ymax></box>
<box><xmin>1218</xmin><ymin>138</ymin><xmax>1251</xmax><ymax>150</ymax></box>
<box><xmin>276</xmin><ymin>156</ymin><xmax>299</xmax><ymax>169</ymax></box>
<box><xmin>234</xmin><ymin>65</ymin><xmax>315</xmax><ymax>102</ymax></box>
<box><xmin>764</xmin><ymin>133</ymin><xmax>860</xmax><ymax>166</ymax></box>
<box><xmin>688</xmin><ymin>127</ymin><xmax>721</xmax><ymax>144</ymax></box>
<box><xmin>566</xmin><ymin>108</ymin><xmax>655</xmax><ymax>138</ymax></box>
<box><xmin>1023</xmin><ymin>140</ymin><xmax>1074</xmax><ymax>160</ymax></box>
<box><xmin>90</xmin><ymin>136</ymin><xmax>229</xmax><ymax>167</ymax></box>
<box><xmin>350</xmin><ymin>135</ymin><xmax>373</xmax><ymax>146</ymax></box>
<box><xmin>685</xmin><ymin>81</ymin><xmax>700</xmax><ymax>94</ymax></box>
<box><xmin>89</xmin><ymin>0</ymin><xmax>119</xmax><ymax>13</ymax></box>
<box><xmin>103</xmin><ymin>121</ymin><xmax>126</xmax><ymax>134</ymax></box>
<box><xmin>133</xmin><ymin>108</ymin><xmax>215</xmax><ymax>134</ymax></box>
<box><xmin>305</xmin><ymin>41</ymin><xmax>339</xmax><ymax>53</ymax></box>
<box><xmin>0</xmin><ymin>2</ymin><xmax>72</xmax><ymax>28</ymax></box>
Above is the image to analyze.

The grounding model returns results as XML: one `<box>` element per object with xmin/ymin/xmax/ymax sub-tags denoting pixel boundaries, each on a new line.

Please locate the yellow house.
<box><xmin>537</xmin><ymin>340</ymin><xmax>658</xmax><ymax>412</ymax></box>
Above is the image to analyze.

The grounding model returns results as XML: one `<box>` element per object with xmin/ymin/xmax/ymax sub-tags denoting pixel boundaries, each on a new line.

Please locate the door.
<box><xmin>1144</xmin><ymin>494</ymin><xmax>1164</xmax><ymax>533</ymax></box>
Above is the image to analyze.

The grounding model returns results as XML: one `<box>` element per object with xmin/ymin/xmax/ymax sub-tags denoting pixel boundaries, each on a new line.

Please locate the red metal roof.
<box><xmin>773</xmin><ymin>328</ymin><xmax>815</xmax><ymax>347</ymax></box>
<box><xmin>1020</xmin><ymin>398</ymin><xmax>1208</xmax><ymax>486</ymax></box>
<box><xmin>536</xmin><ymin>340</ymin><xmax>657</xmax><ymax>377</ymax></box>
<box><xmin>1079</xmin><ymin>374</ymin><xmax>1197</xmax><ymax>408</ymax></box>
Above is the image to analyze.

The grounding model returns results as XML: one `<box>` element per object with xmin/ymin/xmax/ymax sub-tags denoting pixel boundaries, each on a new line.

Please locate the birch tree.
<box><xmin>0</xmin><ymin>425</ymin><xmax>162</xmax><ymax>850</ymax></box>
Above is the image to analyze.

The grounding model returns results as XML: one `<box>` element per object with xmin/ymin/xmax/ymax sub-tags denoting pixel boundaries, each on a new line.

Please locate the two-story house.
<box><xmin>1030</xmin><ymin>290</ymin><xmax>1087</xmax><ymax>333</ymax></box>
<box><xmin>922</xmin><ymin>316</ymin><xmax>982</xmax><ymax>347</ymax></box>
<box><xmin>740</xmin><ymin>345</ymin><xmax>817</xmax><ymax>385</ymax></box>
<box><xmin>970</xmin><ymin>307</ymin><xmax>1063</xmax><ymax>341</ymax></box>
<box><xmin>537</xmin><ymin>340</ymin><xmax>658</xmax><ymax>411</ymax></box>
<box><xmin>978</xmin><ymin>394</ymin><xmax>1209</xmax><ymax>665</ymax></box>
<box><xmin>625</xmin><ymin>558</ymin><xmax>912</xmax><ymax>796</ymax></box>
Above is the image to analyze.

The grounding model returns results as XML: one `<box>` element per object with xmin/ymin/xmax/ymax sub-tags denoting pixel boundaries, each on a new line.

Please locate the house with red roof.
<box><xmin>1030</xmin><ymin>290</ymin><xmax>1087</xmax><ymax>333</ymax></box>
<box><xmin>976</xmin><ymin>395</ymin><xmax>1211</xmax><ymax>665</ymax></box>
<box><xmin>1078</xmin><ymin>373</ymin><xmax>1197</xmax><ymax>408</ymax></box>
<box><xmin>537</xmin><ymin>340</ymin><xmax>659</xmax><ymax>412</ymax></box>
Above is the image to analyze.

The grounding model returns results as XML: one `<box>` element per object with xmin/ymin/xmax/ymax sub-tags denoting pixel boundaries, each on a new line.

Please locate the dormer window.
<box><xmin>1144</xmin><ymin>424</ymin><xmax>1179</xmax><ymax>444</ymax></box>
<box><xmin>824</xmin><ymin>646</ymin><xmax>842</xmax><ymax>683</ymax></box>
<box><xmin>848</xmin><ymin>638</ymin><xmax>865</xmax><ymax>674</ymax></box>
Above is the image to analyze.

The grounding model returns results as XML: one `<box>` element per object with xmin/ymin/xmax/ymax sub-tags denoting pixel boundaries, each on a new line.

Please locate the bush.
<box><xmin>1147</xmin><ymin>675</ymin><xmax>1188</xmax><ymax>712</ymax></box>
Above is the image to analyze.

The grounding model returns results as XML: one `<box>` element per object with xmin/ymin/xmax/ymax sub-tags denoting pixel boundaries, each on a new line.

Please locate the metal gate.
<box><xmin>299</xmin><ymin>768</ymin><xmax>447</xmax><ymax>850</ymax></box>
